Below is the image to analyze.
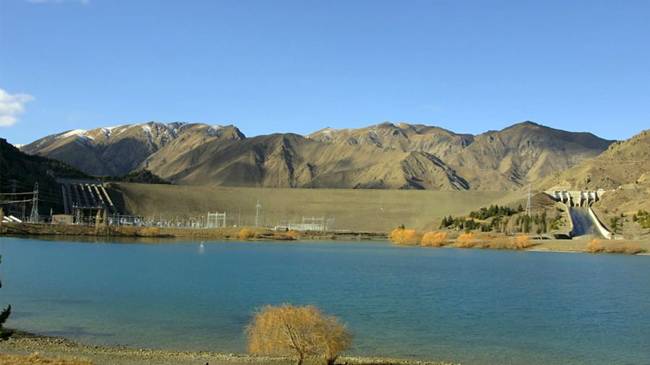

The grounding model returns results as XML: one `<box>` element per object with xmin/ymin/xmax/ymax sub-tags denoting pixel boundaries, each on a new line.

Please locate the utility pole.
<box><xmin>255</xmin><ymin>200</ymin><xmax>262</xmax><ymax>227</ymax></box>
<box><xmin>30</xmin><ymin>182</ymin><xmax>39</xmax><ymax>223</ymax></box>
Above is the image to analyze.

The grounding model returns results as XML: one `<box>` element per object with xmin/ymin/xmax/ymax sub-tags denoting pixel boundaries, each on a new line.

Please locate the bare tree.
<box><xmin>315</xmin><ymin>314</ymin><xmax>352</xmax><ymax>365</ymax></box>
<box><xmin>247</xmin><ymin>304</ymin><xmax>352</xmax><ymax>365</ymax></box>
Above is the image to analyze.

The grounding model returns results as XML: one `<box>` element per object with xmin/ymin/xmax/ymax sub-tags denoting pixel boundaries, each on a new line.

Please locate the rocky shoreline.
<box><xmin>0</xmin><ymin>331</ymin><xmax>457</xmax><ymax>365</ymax></box>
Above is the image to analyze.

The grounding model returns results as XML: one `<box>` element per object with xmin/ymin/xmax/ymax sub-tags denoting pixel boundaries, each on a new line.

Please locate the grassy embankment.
<box><xmin>113</xmin><ymin>183</ymin><xmax>514</xmax><ymax>232</ymax></box>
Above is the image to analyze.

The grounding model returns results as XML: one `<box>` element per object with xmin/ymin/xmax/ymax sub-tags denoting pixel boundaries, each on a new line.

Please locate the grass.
<box><xmin>454</xmin><ymin>233</ymin><xmax>536</xmax><ymax>250</ymax></box>
<box><xmin>585</xmin><ymin>239</ymin><xmax>647</xmax><ymax>255</ymax></box>
<box><xmin>113</xmin><ymin>183</ymin><xmax>513</xmax><ymax>232</ymax></box>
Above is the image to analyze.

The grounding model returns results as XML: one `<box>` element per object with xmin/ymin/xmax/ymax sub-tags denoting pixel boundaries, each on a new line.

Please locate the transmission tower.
<box><xmin>30</xmin><ymin>182</ymin><xmax>39</xmax><ymax>223</ymax></box>
<box><xmin>255</xmin><ymin>200</ymin><xmax>262</xmax><ymax>227</ymax></box>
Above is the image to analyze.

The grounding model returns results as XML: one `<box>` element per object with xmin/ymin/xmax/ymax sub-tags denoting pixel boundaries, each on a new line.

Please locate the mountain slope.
<box><xmin>541</xmin><ymin>130</ymin><xmax>650</xmax><ymax>238</ymax></box>
<box><xmin>448</xmin><ymin>122</ymin><xmax>612</xmax><ymax>190</ymax></box>
<box><xmin>23</xmin><ymin>121</ymin><xmax>613</xmax><ymax>191</ymax></box>
<box><xmin>22</xmin><ymin>122</ymin><xmax>244</xmax><ymax>176</ymax></box>
<box><xmin>0</xmin><ymin>138</ymin><xmax>88</xmax><ymax>214</ymax></box>
<box><xmin>307</xmin><ymin>121</ymin><xmax>611</xmax><ymax>190</ymax></box>
<box><xmin>542</xmin><ymin>129</ymin><xmax>650</xmax><ymax>190</ymax></box>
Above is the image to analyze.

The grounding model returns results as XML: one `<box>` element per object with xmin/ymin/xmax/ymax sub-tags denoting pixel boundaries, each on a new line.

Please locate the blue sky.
<box><xmin>1</xmin><ymin>0</ymin><xmax>649</xmax><ymax>144</ymax></box>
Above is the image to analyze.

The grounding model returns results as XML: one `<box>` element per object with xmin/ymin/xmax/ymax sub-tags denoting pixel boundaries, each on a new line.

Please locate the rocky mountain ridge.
<box><xmin>22</xmin><ymin>120</ymin><xmax>614</xmax><ymax>191</ymax></box>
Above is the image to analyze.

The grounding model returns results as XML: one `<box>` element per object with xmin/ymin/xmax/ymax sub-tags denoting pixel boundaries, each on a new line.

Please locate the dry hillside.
<box><xmin>23</xmin><ymin>121</ymin><xmax>612</xmax><ymax>191</ymax></box>
<box><xmin>542</xmin><ymin>130</ymin><xmax>650</xmax><ymax>239</ymax></box>
<box><xmin>22</xmin><ymin>122</ymin><xmax>243</xmax><ymax>176</ymax></box>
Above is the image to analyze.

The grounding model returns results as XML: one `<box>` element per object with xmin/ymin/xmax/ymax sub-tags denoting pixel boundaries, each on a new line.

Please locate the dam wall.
<box><xmin>587</xmin><ymin>206</ymin><xmax>613</xmax><ymax>240</ymax></box>
<box><xmin>546</xmin><ymin>190</ymin><xmax>614</xmax><ymax>240</ymax></box>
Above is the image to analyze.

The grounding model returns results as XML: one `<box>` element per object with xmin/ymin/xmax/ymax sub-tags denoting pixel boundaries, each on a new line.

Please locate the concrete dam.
<box><xmin>548</xmin><ymin>190</ymin><xmax>613</xmax><ymax>240</ymax></box>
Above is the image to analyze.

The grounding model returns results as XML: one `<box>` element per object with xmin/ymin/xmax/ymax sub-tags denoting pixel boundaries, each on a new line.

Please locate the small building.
<box><xmin>51</xmin><ymin>214</ymin><xmax>74</xmax><ymax>225</ymax></box>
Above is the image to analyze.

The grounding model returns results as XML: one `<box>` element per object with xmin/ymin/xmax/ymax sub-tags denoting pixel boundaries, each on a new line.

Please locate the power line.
<box><xmin>0</xmin><ymin>192</ymin><xmax>35</xmax><ymax>196</ymax></box>
<box><xmin>0</xmin><ymin>199</ymin><xmax>33</xmax><ymax>205</ymax></box>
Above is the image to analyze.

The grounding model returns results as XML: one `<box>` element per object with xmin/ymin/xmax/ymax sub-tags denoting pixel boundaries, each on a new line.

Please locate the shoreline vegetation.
<box><xmin>0</xmin><ymin>331</ymin><xmax>458</xmax><ymax>365</ymax></box>
<box><xmin>386</xmin><ymin>226</ymin><xmax>649</xmax><ymax>255</ymax></box>
<box><xmin>0</xmin><ymin>222</ymin><xmax>649</xmax><ymax>255</ymax></box>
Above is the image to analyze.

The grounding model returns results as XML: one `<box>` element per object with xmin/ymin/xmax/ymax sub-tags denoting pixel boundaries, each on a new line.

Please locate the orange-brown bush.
<box><xmin>420</xmin><ymin>231</ymin><xmax>448</xmax><ymax>247</ymax></box>
<box><xmin>238</xmin><ymin>228</ymin><xmax>256</xmax><ymax>240</ymax></box>
<box><xmin>586</xmin><ymin>239</ymin><xmax>646</xmax><ymax>255</ymax></box>
<box><xmin>389</xmin><ymin>227</ymin><xmax>419</xmax><ymax>245</ymax></box>
<box><xmin>512</xmin><ymin>235</ymin><xmax>533</xmax><ymax>249</ymax></box>
<box><xmin>286</xmin><ymin>230</ymin><xmax>301</xmax><ymax>240</ymax></box>
<box><xmin>247</xmin><ymin>304</ymin><xmax>352</xmax><ymax>365</ymax></box>
<box><xmin>455</xmin><ymin>232</ymin><xmax>476</xmax><ymax>248</ymax></box>
<box><xmin>586</xmin><ymin>239</ymin><xmax>604</xmax><ymax>253</ymax></box>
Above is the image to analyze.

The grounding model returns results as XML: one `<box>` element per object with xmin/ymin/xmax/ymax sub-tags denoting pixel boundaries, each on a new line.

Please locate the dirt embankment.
<box><xmin>0</xmin><ymin>222</ymin><xmax>386</xmax><ymax>242</ymax></box>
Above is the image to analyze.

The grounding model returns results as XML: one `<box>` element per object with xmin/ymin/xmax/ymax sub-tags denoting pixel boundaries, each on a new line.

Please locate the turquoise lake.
<box><xmin>1</xmin><ymin>237</ymin><xmax>649</xmax><ymax>365</ymax></box>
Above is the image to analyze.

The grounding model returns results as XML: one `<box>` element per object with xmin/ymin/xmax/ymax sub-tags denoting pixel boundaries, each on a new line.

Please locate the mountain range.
<box><xmin>21</xmin><ymin>121</ymin><xmax>614</xmax><ymax>191</ymax></box>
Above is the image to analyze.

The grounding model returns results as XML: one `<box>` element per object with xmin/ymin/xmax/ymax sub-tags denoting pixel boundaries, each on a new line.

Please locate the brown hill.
<box><xmin>145</xmin><ymin>132</ymin><xmax>469</xmax><ymax>190</ymax></box>
<box><xmin>542</xmin><ymin>129</ymin><xmax>650</xmax><ymax>190</ymax></box>
<box><xmin>541</xmin><ymin>130</ymin><xmax>650</xmax><ymax>239</ymax></box>
<box><xmin>23</xmin><ymin>121</ymin><xmax>612</xmax><ymax>191</ymax></box>
<box><xmin>22</xmin><ymin>122</ymin><xmax>244</xmax><ymax>176</ymax></box>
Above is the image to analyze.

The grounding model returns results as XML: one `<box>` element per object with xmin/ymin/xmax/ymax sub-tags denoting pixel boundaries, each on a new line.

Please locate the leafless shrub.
<box><xmin>247</xmin><ymin>304</ymin><xmax>352</xmax><ymax>365</ymax></box>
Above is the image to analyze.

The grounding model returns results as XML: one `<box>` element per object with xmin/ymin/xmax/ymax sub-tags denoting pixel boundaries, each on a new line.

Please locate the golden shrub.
<box><xmin>512</xmin><ymin>235</ymin><xmax>533</xmax><ymax>249</ymax></box>
<box><xmin>586</xmin><ymin>239</ymin><xmax>646</xmax><ymax>255</ymax></box>
<box><xmin>586</xmin><ymin>239</ymin><xmax>604</xmax><ymax>253</ymax></box>
<box><xmin>286</xmin><ymin>230</ymin><xmax>301</xmax><ymax>240</ymax></box>
<box><xmin>420</xmin><ymin>231</ymin><xmax>448</xmax><ymax>247</ymax></box>
<box><xmin>455</xmin><ymin>232</ymin><xmax>476</xmax><ymax>248</ymax></box>
<box><xmin>389</xmin><ymin>227</ymin><xmax>419</xmax><ymax>245</ymax></box>
<box><xmin>247</xmin><ymin>304</ymin><xmax>352</xmax><ymax>365</ymax></box>
<box><xmin>238</xmin><ymin>228</ymin><xmax>256</xmax><ymax>240</ymax></box>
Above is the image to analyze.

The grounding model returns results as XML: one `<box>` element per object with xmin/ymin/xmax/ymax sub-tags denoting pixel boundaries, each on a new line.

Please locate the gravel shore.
<box><xmin>0</xmin><ymin>332</ymin><xmax>457</xmax><ymax>365</ymax></box>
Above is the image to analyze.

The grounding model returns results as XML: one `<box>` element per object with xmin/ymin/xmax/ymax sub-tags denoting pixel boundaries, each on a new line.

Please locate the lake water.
<box><xmin>1</xmin><ymin>237</ymin><xmax>649</xmax><ymax>365</ymax></box>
